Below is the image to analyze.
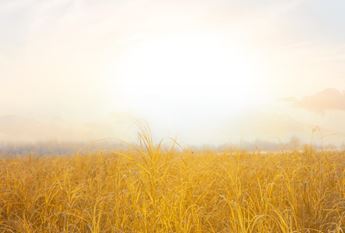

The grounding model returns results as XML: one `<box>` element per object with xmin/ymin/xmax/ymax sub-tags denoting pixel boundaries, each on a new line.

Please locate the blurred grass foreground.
<box><xmin>0</xmin><ymin>136</ymin><xmax>344</xmax><ymax>232</ymax></box>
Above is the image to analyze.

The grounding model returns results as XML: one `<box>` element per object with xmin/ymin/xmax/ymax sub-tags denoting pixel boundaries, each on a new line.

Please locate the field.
<box><xmin>0</xmin><ymin>141</ymin><xmax>344</xmax><ymax>232</ymax></box>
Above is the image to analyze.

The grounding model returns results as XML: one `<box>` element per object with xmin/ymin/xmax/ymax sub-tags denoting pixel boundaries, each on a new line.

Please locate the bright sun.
<box><xmin>110</xmin><ymin>34</ymin><xmax>267</xmax><ymax>118</ymax></box>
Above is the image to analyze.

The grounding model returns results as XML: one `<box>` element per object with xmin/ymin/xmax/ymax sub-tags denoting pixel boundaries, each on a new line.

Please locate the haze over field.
<box><xmin>1</xmin><ymin>0</ymin><xmax>345</xmax><ymax>145</ymax></box>
<box><xmin>1</xmin><ymin>2</ymin><xmax>345</xmax><ymax>232</ymax></box>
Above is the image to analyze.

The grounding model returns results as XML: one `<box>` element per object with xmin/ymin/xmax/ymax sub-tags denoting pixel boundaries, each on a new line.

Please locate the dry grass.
<box><xmin>0</xmin><ymin>140</ymin><xmax>344</xmax><ymax>232</ymax></box>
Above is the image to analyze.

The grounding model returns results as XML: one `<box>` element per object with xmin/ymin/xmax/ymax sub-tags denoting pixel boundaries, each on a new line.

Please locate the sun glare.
<box><xmin>110</xmin><ymin>34</ymin><xmax>267</xmax><ymax>117</ymax></box>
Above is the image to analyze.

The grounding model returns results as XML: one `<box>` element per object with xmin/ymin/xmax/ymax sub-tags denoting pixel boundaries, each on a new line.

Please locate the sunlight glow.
<box><xmin>111</xmin><ymin>34</ymin><xmax>267</xmax><ymax>117</ymax></box>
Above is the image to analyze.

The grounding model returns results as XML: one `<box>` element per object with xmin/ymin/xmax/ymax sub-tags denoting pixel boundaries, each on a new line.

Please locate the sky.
<box><xmin>1</xmin><ymin>0</ymin><xmax>345</xmax><ymax>146</ymax></box>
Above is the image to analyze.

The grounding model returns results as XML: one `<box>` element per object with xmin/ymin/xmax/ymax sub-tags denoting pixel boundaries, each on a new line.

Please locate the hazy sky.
<box><xmin>1</xmin><ymin>0</ymin><xmax>345</xmax><ymax>145</ymax></box>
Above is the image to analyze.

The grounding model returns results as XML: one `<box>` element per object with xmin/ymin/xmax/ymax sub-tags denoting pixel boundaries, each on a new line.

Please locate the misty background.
<box><xmin>1</xmin><ymin>0</ymin><xmax>345</xmax><ymax>150</ymax></box>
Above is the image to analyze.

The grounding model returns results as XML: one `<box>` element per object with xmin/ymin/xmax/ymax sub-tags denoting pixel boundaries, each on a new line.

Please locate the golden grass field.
<box><xmin>0</xmin><ymin>139</ymin><xmax>344</xmax><ymax>232</ymax></box>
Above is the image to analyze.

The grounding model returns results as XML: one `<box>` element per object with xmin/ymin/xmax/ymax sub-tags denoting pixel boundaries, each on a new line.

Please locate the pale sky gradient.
<box><xmin>1</xmin><ymin>0</ymin><xmax>345</xmax><ymax>146</ymax></box>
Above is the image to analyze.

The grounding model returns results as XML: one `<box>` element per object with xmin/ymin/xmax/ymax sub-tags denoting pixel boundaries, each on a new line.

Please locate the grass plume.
<box><xmin>0</xmin><ymin>136</ymin><xmax>344</xmax><ymax>232</ymax></box>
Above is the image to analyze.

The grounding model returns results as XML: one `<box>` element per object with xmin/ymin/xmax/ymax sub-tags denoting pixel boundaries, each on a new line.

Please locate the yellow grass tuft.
<box><xmin>0</xmin><ymin>138</ymin><xmax>344</xmax><ymax>232</ymax></box>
